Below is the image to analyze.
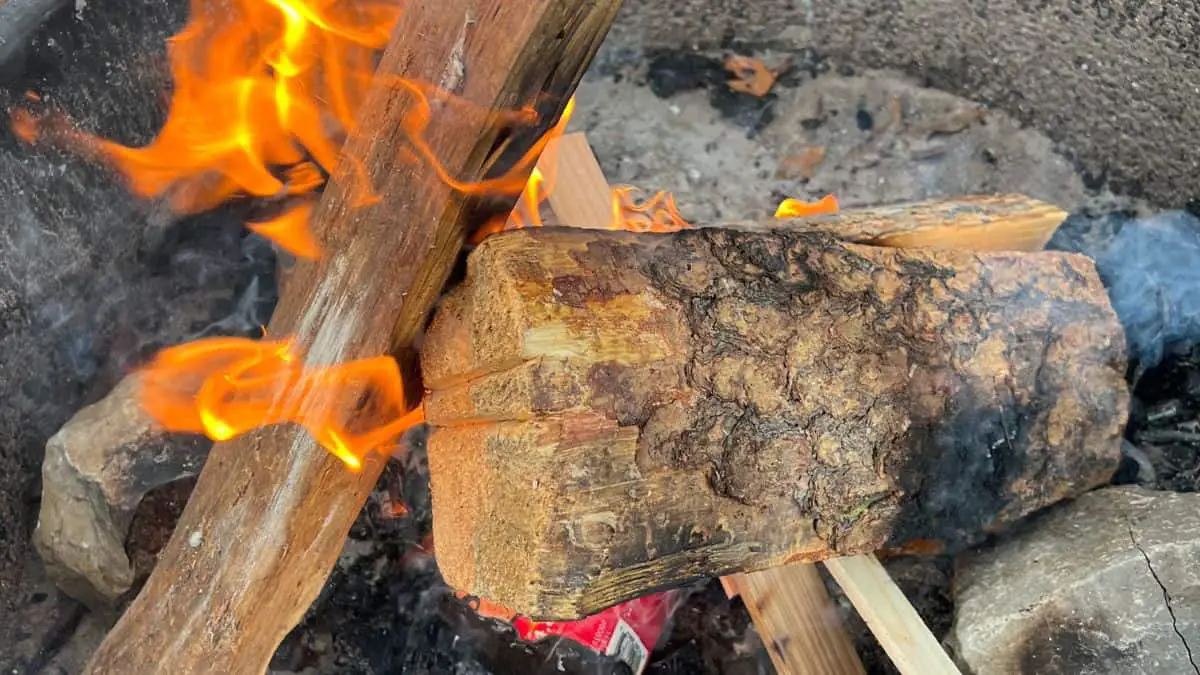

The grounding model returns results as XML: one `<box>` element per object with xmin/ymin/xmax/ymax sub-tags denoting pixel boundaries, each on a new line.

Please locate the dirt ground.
<box><xmin>0</xmin><ymin>17</ymin><xmax>1165</xmax><ymax>675</ymax></box>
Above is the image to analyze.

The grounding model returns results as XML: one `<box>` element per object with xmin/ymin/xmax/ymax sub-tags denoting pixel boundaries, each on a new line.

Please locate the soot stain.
<box><xmin>1020</xmin><ymin>612</ymin><xmax>1142</xmax><ymax>674</ymax></box>
<box><xmin>643</xmin><ymin>48</ymin><xmax>778</xmax><ymax>136</ymax></box>
<box><xmin>886</xmin><ymin>386</ymin><xmax>1034</xmax><ymax>552</ymax></box>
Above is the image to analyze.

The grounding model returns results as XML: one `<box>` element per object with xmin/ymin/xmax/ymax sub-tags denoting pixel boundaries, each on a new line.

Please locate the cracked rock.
<box><xmin>34</xmin><ymin>375</ymin><xmax>209</xmax><ymax>610</ymax></box>
<box><xmin>951</xmin><ymin>486</ymin><xmax>1200</xmax><ymax>675</ymax></box>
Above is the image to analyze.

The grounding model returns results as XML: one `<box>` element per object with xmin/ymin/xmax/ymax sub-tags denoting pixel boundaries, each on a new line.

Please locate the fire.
<box><xmin>248</xmin><ymin>200</ymin><xmax>322</xmax><ymax>259</ymax></box>
<box><xmin>12</xmin><ymin>0</ymin><xmax>590</xmax><ymax>260</ymax></box>
<box><xmin>774</xmin><ymin>194</ymin><xmax>840</xmax><ymax>218</ymax></box>
<box><xmin>15</xmin><ymin>0</ymin><xmax>841</xmax><ymax>473</ymax></box>
<box><xmin>608</xmin><ymin>187</ymin><xmax>691</xmax><ymax>232</ymax></box>
<box><xmin>102</xmin><ymin>0</ymin><xmax>396</xmax><ymax>210</ymax></box>
<box><xmin>138</xmin><ymin>337</ymin><xmax>423</xmax><ymax>469</ymax></box>
<box><xmin>10</xmin><ymin>0</ymin><xmax>397</xmax><ymax>257</ymax></box>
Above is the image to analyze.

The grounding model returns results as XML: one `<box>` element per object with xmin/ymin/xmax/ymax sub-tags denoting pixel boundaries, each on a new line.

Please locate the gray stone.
<box><xmin>34</xmin><ymin>375</ymin><xmax>208</xmax><ymax>609</ymax></box>
<box><xmin>606</xmin><ymin>0</ymin><xmax>1200</xmax><ymax>208</ymax></box>
<box><xmin>951</xmin><ymin>486</ymin><xmax>1200</xmax><ymax>675</ymax></box>
<box><xmin>570</xmin><ymin>72</ymin><xmax>1130</xmax><ymax>225</ymax></box>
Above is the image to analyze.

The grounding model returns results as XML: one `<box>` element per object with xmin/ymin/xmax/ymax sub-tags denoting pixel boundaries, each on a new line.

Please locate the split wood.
<box><xmin>84</xmin><ymin>2</ymin><xmax>623</xmax><ymax>672</ymax></box>
<box><xmin>421</xmin><ymin>195</ymin><xmax>1129</xmax><ymax>621</ymax></box>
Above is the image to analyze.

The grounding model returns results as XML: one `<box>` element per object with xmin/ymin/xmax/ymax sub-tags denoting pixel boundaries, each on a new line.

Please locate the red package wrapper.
<box><xmin>516</xmin><ymin>590</ymin><xmax>685</xmax><ymax>673</ymax></box>
<box><xmin>463</xmin><ymin>590</ymin><xmax>685</xmax><ymax>674</ymax></box>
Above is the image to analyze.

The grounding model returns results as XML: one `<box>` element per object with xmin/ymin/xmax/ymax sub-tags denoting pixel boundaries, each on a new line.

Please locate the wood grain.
<box><xmin>85</xmin><ymin>1</ymin><xmax>623</xmax><ymax>672</ymax></box>
<box><xmin>728</xmin><ymin>565</ymin><xmax>866</xmax><ymax>675</ymax></box>
<box><xmin>762</xmin><ymin>193</ymin><xmax>1066</xmax><ymax>251</ymax></box>
<box><xmin>544</xmin><ymin>132</ymin><xmax>614</xmax><ymax>230</ymax></box>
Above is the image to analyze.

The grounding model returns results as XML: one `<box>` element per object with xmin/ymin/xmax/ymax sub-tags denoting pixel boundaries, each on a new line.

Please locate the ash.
<box><xmin>0</xmin><ymin>1</ymin><xmax>277</xmax><ymax>669</ymax></box>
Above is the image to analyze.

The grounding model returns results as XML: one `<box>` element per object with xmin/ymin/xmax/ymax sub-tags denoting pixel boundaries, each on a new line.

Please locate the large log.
<box><xmin>85</xmin><ymin>1</ymin><xmax>622</xmax><ymax>672</ymax></box>
<box><xmin>422</xmin><ymin>222</ymin><xmax>1130</xmax><ymax>620</ymax></box>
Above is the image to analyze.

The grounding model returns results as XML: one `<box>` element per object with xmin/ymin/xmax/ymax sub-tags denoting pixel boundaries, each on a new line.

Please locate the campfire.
<box><xmin>3</xmin><ymin>1</ymin><xmax>1197</xmax><ymax>674</ymax></box>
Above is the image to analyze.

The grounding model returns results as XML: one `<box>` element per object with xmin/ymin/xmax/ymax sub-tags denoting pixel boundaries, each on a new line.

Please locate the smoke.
<box><xmin>1088</xmin><ymin>211</ymin><xmax>1200</xmax><ymax>371</ymax></box>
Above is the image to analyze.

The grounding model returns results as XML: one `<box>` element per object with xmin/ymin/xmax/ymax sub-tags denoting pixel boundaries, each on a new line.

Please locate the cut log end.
<box><xmin>424</xmin><ymin>224</ymin><xmax>1129</xmax><ymax>619</ymax></box>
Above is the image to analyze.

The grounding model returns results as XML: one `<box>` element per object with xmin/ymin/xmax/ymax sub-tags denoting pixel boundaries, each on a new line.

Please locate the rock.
<box><xmin>951</xmin><ymin>486</ymin><xmax>1200</xmax><ymax>675</ymax></box>
<box><xmin>34</xmin><ymin>375</ymin><xmax>209</xmax><ymax>609</ymax></box>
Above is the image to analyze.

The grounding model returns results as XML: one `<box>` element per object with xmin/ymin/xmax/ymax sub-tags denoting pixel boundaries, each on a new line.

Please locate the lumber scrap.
<box><xmin>84</xmin><ymin>2</ymin><xmax>623</xmax><ymax>672</ymax></box>
<box><xmin>543</xmin><ymin>132</ymin><xmax>614</xmax><ymax>230</ymax></box>
<box><xmin>825</xmin><ymin>556</ymin><xmax>961</xmax><ymax>674</ymax></box>
<box><xmin>763</xmin><ymin>193</ymin><xmax>1066</xmax><ymax>251</ymax></box>
<box><xmin>725</xmin><ymin>566</ymin><xmax>866</xmax><ymax>675</ymax></box>
<box><xmin>421</xmin><ymin>215</ymin><xmax>1129</xmax><ymax>619</ymax></box>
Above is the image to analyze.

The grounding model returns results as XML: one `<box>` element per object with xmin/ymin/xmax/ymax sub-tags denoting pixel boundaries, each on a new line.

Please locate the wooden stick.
<box><xmin>825</xmin><ymin>556</ymin><xmax>960</xmax><ymax>674</ymax></box>
<box><xmin>541</xmin><ymin>133</ymin><xmax>865</xmax><ymax>675</ymax></box>
<box><xmin>765</xmin><ymin>193</ymin><xmax>1065</xmax><ymax>251</ymax></box>
<box><xmin>543</xmin><ymin>132</ymin><xmax>614</xmax><ymax>230</ymax></box>
<box><xmin>727</xmin><ymin>566</ymin><xmax>866</xmax><ymax>675</ymax></box>
<box><xmin>85</xmin><ymin>2</ymin><xmax>622</xmax><ymax>672</ymax></box>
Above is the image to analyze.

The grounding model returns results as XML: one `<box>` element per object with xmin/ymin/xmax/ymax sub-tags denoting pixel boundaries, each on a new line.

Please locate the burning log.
<box><xmin>84</xmin><ymin>1</ymin><xmax>622</xmax><ymax>672</ymax></box>
<box><xmin>422</xmin><ymin>208</ymin><xmax>1130</xmax><ymax>620</ymax></box>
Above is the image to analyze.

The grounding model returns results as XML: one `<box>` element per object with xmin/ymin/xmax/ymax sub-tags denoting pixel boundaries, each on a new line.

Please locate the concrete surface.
<box><xmin>571</xmin><ymin>68</ymin><xmax>1134</xmax><ymax>223</ymax></box>
<box><xmin>607</xmin><ymin>0</ymin><xmax>1200</xmax><ymax>207</ymax></box>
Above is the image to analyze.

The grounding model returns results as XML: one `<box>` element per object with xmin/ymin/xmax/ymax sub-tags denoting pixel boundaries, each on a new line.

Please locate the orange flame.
<box><xmin>97</xmin><ymin>0</ymin><xmax>397</xmax><ymax>214</ymax></box>
<box><xmin>248</xmin><ymin>200</ymin><xmax>322</xmax><ymax>259</ymax></box>
<box><xmin>9</xmin><ymin>0</ymin><xmax>397</xmax><ymax>257</ymax></box>
<box><xmin>774</xmin><ymin>194</ymin><xmax>840</xmax><ymax>218</ymax></box>
<box><xmin>476</xmin><ymin>99</ymin><xmax>696</xmax><ymax>240</ymax></box>
<box><xmin>139</xmin><ymin>337</ymin><xmax>423</xmax><ymax>469</ymax></box>
<box><xmin>608</xmin><ymin>187</ymin><xmax>691</xmax><ymax>232</ymax></box>
<box><xmin>11</xmin><ymin>0</ymin><xmax>588</xmax><ymax>259</ymax></box>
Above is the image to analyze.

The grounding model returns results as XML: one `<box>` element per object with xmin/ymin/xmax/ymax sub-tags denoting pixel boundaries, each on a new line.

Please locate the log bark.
<box><xmin>421</xmin><ymin>222</ymin><xmax>1129</xmax><ymax>619</ymax></box>
<box><xmin>85</xmin><ymin>2</ymin><xmax>622</xmax><ymax>672</ymax></box>
<box><xmin>543</xmin><ymin>131</ymin><xmax>869</xmax><ymax>675</ymax></box>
